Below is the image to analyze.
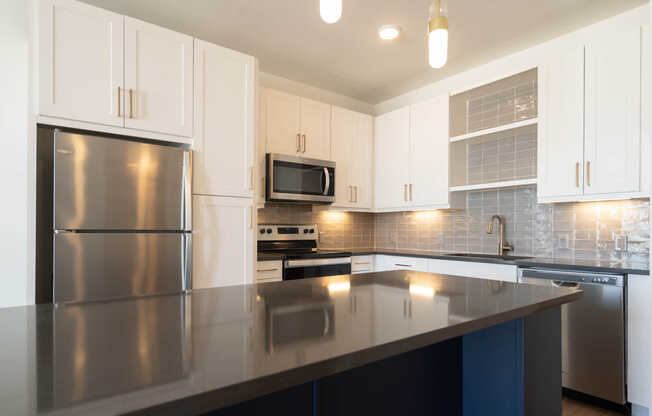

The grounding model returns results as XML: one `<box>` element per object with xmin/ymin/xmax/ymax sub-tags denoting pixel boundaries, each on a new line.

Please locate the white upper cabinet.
<box><xmin>299</xmin><ymin>98</ymin><xmax>332</xmax><ymax>160</ymax></box>
<box><xmin>192</xmin><ymin>195</ymin><xmax>254</xmax><ymax>289</ymax></box>
<box><xmin>409</xmin><ymin>95</ymin><xmax>450</xmax><ymax>207</ymax></box>
<box><xmin>38</xmin><ymin>0</ymin><xmax>194</xmax><ymax>142</ymax></box>
<box><xmin>584</xmin><ymin>27</ymin><xmax>641</xmax><ymax>196</ymax></box>
<box><xmin>193</xmin><ymin>39</ymin><xmax>256</xmax><ymax>198</ymax></box>
<box><xmin>374</xmin><ymin>95</ymin><xmax>458</xmax><ymax>212</ymax></box>
<box><xmin>262</xmin><ymin>88</ymin><xmax>301</xmax><ymax>155</ymax></box>
<box><xmin>124</xmin><ymin>17</ymin><xmax>194</xmax><ymax>137</ymax></box>
<box><xmin>538</xmin><ymin>27</ymin><xmax>642</xmax><ymax>202</ymax></box>
<box><xmin>374</xmin><ymin>107</ymin><xmax>411</xmax><ymax>210</ymax></box>
<box><xmin>262</xmin><ymin>88</ymin><xmax>332</xmax><ymax>160</ymax></box>
<box><xmin>538</xmin><ymin>46</ymin><xmax>585</xmax><ymax>200</ymax></box>
<box><xmin>39</xmin><ymin>0</ymin><xmax>124</xmax><ymax>127</ymax></box>
<box><xmin>331</xmin><ymin>107</ymin><xmax>373</xmax><ymax>209</ymax></box>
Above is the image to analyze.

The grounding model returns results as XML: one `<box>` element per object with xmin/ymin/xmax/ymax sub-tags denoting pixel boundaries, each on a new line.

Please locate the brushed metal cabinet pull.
<box><xmin>296</xmin><ymin>133</ymin><xmax>301</xmax><ymax>152</ymax></box>
<box><xmin>575</xmin><ymin>162</ymin><xmax>580</xmax><ymax>188</ymax></box>
<box><xmin>302</xmin><ymin>134</ymin><xmax>307</xmax><ymax>153</ymax></box>
<box><xmin>586</xmin><ymin>161</ymin><xmax>591</xmax><ymax>186</ymax></box>
<box><xmin>117</xmin><ymin>86</ymin><xmax>121</xmax><ymax>117</ymax></box>
<box><xmin>395</xmin><ymin>263</ymin><xmax>412</xmax><ymax>267</ymax></box>
<box><xmin>404</xmin><ymin>184</ymin><xmax>408</xmax><ymax>202</ymax></box>
<box><xmin>409</xmin><ymin>184</ymin><xmax>413</xmax><ymax>201</ymax></box>
<box><xmin>257</xmin><ymin>268</ymin><xmax>278</xmax><ymax>272</ymax></box>
<box><xmin>129</xmin><ymin>89</ymin><xmax>134</xmax><ymax>119</ymax></box>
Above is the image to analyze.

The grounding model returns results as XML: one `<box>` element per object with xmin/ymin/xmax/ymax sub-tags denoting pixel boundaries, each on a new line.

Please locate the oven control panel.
<box><xmin>258</xmin><ymin>225</ymin><xmax>318</xmax><ymax>241</ymax></box>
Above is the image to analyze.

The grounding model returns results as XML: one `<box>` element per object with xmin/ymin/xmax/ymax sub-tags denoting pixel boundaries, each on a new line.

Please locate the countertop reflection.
<box><xmin>1</xmin><ymin>271</ymin><xmax>580</xmax><ymax>416</ymax></box>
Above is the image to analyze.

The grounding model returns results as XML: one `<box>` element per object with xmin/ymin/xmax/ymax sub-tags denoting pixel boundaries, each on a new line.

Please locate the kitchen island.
<box><xmin>1</xmin><ymin>271</ymin><xmax>580</xmax><ymax>416</ymax></box>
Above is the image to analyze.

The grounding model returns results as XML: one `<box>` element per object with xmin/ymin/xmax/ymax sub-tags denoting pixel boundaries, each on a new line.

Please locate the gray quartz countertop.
<box><xmin>1</xmin><ymin>271</ymin><xmax>580</xmax><ymax>416</ymax></box>
<box><xmin>344</xmin><ymin>248</ymin><xmax>649</xmax><ymax>275</ymax></box>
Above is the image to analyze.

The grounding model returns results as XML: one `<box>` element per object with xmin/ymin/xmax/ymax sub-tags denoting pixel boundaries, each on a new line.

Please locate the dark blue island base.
<box><xmin>206</xmin><ymin>307</ymin><xmax>561</xmax><ymax>416</ymax></box>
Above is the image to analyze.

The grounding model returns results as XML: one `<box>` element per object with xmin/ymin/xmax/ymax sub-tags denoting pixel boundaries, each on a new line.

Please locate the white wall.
<box><xmin>0</xmin><ymin>0</ymin><xmax>36</xmax><ymax>308</ymax></box>
<box><xmin>259</xmin><ymin>71</ymin><xmax>374</xmax><ymax>115</ymax></box>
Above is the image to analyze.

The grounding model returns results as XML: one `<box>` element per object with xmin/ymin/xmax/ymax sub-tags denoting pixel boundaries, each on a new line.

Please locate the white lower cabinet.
<box><xmin>192</xmin><ymin>195</ymin><xmax>255</xmax><ymax>289</ymax></box>
<box><xmin>428</xmin><ymin>259</ymin><xmax>517</xmax><ymax>282</ymax></box>
<box><xmin>351</xmin><ymin>255</ymin><xmax>375</xmax><ymax>274</ymax></box>
<box><xmin>627</xmin><ymin>275</ymin><xmax>652</xmax><ymax>410</ymax></box>
<box><xmin>255</xmin><ymin>260</ymin><xmax>282</xmax><ymax>283</ymax></box>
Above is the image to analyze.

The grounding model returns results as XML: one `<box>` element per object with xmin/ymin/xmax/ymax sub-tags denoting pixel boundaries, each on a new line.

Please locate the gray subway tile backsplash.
<box><xmin>258</xmin><ymin>186</ymin><xmax>649</xmax><ymax>264</ymax></box>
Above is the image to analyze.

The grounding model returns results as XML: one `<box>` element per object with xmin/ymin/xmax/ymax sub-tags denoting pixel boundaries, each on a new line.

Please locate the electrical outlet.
<box><xmin>558</xmin><ymin>234</ymin><xmax>569</xmax><ymax>249</ymax></box>
<box><xmin>614</xmin><ymin>234</ymin><xmax>628</xmax><ymax>252</ymax></box>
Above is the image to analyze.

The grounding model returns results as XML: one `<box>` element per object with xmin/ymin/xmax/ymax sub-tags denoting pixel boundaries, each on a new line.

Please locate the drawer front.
<box><xmin>383</xmin><ymin>256</ymin><xmax>429</xmax><ymax>272</ymax></box>
<box><xmin>428</xmin><ymin>259</ymin><xmax>517</xmax><ymax>282</ymax></box>
<box><xmin>256</xmin><ymin>260</ymin><xmax>282</xmax><ymax>282</ymax></box>
<box><xmin>352</xmin><ymin>255</ymin><xmax>375</xmax><ymax>273</ymax></box>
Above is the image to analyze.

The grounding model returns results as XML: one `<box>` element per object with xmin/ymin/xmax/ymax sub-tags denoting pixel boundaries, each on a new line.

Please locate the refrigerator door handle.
<box><xmin>183</xmin><ymin>233</ymin><xmax>192</xmax><ymax>292</ymax></box>
<box><xmin>183</xmin><ymin>151</ymin><xmax>192</xmax><ymax>231</ymax></box>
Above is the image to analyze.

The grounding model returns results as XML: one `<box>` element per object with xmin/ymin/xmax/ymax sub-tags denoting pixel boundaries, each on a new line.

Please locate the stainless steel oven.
<box><xmin>266</xmin><ymin>153</ymin><xmax>335</xmax><ymax>203</ymax></box>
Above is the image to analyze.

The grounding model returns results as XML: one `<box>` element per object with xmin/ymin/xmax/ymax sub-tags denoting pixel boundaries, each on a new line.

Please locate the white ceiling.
<box><xmin>80</xmin><ymin>0</ymin><xmax>646</xmax><ymax>104</ymax></box>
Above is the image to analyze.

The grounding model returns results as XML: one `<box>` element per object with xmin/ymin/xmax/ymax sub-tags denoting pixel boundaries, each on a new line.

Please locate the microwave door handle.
<box><xmin>323</xmin><ymin>167</ymin><xmax>330</xmax><ymax>196</ymax></box>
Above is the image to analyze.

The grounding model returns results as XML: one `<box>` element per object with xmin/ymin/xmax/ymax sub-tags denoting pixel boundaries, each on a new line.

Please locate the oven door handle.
<box><xmin>285</xmin><ymin>257</ymin><xmax>352</xmax><ymax>268</ymax></box>
<box><xmin>322</xmin><ymin>167</ymin><xmax>330</xmax><ymax>196</ymax></box>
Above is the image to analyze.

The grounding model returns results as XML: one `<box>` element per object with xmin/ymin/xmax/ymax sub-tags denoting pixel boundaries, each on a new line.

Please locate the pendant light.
<box><xmin>320</xmin><ymin>0</ymin><xmax>342</xmax><ymax>24</ymax></box>
<box><xmin>428</xmin><ymin>0</ymin><xmax>448</xmax><ymax>68</ymax></box>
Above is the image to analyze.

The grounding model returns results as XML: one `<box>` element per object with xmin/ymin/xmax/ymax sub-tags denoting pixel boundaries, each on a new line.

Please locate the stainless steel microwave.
<box><xmin>266</xmin><ymin>153</ymin><xmax>335</xmax><ymax>203</ymax></box>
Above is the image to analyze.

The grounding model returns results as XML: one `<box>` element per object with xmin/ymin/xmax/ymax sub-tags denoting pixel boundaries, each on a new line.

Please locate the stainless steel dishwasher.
<box><xmin>518</xmin><ymin>267</ymin><xmax>626</xmax><ymax>404</ymax></box>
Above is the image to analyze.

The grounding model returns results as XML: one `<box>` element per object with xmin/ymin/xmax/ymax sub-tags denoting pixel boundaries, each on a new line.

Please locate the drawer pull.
<box><xmin>395</xmin><ymin>264</ymin><xmax>412</xmax><ymax>267</ymax></box>
<box><xmin>354</xmin><ymin>261</ymin><xmax>371</xmax><ymax>265</ymax></box>
<box><xmin>257</xmin><ymin>268</ymin><xmax>279</xmax><ymax>272</ymax></box>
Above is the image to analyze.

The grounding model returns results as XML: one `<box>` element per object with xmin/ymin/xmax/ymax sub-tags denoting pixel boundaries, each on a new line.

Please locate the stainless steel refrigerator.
<box><xmin>36</xmin><ymin>127</ymin><xmax>192</xmax><ymax>304</ymax></box>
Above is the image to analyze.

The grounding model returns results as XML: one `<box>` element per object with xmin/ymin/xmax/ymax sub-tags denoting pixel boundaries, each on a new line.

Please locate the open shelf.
<box><xmin>450</xmin><ymin>118</ymin><xmax>538</xmax><ymax>143</ymax></box>
<box><xmin>449</xmin><ymin>179</ymin><xmax>537</xmax><ymax>193</ymax></box>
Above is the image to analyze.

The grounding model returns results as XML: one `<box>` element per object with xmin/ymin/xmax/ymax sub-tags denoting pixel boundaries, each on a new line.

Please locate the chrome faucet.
<box><xmin>486</xmin><ymin>215</ymin><xmax>513</xmax><ymax>256</ymax></box>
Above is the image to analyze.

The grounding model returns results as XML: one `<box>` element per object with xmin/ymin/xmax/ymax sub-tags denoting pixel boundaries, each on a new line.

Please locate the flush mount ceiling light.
<box><xmin>320</xmin><ymin>0</ymin><xmax>342</xmax><ymax>24</ymax></box>
<box><xmin>378</xmin><ymin>24</ymin><xmax>401</xmax><ymax>40</ymax></box>
<box><xmin>428</xmin><ymin>0</ymin><xmax>449</xmax><ymax>68</ymax></box>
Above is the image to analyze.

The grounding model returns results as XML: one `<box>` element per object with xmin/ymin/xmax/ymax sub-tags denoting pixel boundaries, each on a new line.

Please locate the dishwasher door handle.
<box><xmin>552</xmin><ymin>280</ymin><xmax>581</xmax><ymax>289</ymax></box>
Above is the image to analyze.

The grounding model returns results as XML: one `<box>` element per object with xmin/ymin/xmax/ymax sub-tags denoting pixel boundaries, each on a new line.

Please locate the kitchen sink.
<box><xmin>446</xmin><ymin>253</ymin><xmax>533</xmax><ymax>261</ymax></box>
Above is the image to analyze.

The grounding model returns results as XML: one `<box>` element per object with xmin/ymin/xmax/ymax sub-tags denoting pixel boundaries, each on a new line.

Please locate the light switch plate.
<box><xmin>614</xmin><ymin>233</ymin><xmax>628</xmax><ymax>252</ymax></box>
<box><xmin>558</xmin><ymin>234</ymin><xmax>569</xmax><ymax>249</ymax></box>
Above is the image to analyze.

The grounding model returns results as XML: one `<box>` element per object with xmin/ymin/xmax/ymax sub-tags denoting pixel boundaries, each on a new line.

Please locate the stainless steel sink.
<box><xmin>446</xmin><ymin>253</ymin><xmax>533</xmax><ymax>261</ymax></box>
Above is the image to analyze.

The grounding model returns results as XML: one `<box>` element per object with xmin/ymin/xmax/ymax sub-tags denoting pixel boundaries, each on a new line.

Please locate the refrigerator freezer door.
<box><xmin>54</xmin><ymin>233</ymin><xmax>190</xmax><ymax>303</ymax></box>
<box><xmin>54</xmin><ymin>131</ymin><xmax>191</xmax><ymax>230</ymax></box>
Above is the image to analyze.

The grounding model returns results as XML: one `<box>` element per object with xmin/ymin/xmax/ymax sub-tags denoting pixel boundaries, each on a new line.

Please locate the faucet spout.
<box><xmin>486</xmin><ymin>215</ymin><xmax>513</xmax><ymax>256</ymax></box>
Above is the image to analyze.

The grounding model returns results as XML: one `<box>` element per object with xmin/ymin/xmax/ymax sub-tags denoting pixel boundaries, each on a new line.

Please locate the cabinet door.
<box><xmin>374</xmin><ymin>107</ymin><xmax>410</xmax><ymax>210</ymax></box>
<box><xmin>124</xmin><ymin>17</ymin><xmax>193</xmax><ymax>137</ymax></box>
<box><xmin>39</xmin><ymin>0</ymin><xmax>124</xmax><ymax>126</ymax></box>
<box><xmin>193</xmin><ymin>39</ymin><xmax>255</xmax><ymax>198</ymax></box>
<box><xmin>331</xmin><ymin>106</ymin><xmax>356</xmax><ymax>207</ymax></box>
<box><xmin>262</xmin><ymin>89</ymin><xmax>301</xmax><ymax>156</ymax></box>
<box><xmin>352</xmin><ymin>114</ymin><xmax>374</xmax><ymax>209</ymax></box>
<box><xmin>300</xmin><ymin>98</ymin><xmax>332</xmax><ymax>160</ymax></box>
<box><xmin>192</xmin><ymin>195</ymin><xmax>254</xmax><ymax>289</ymax></box>
<box><xmin>584</xmin><ymin>28</ymin><xmax>641</xmax><ymax>195</ymax></box>
<box><xmin>538</xmin><ymin>46</ymin><xmax>585</xmax><ymax>200</ymax></box>
<box><xmin>409</xmin><ymin>95</ymin><xmax>450</xmax><ymax>207</ymax></box>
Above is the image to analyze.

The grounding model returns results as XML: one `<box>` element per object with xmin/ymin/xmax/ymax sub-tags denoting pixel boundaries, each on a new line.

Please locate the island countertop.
<box><xmin>1</xmin><ymin>271</ymin><xmax>581</xmax><ymax>416</ymax></box>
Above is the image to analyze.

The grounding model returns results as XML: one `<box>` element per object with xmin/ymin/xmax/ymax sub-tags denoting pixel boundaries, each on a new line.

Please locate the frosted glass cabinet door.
<box><xmin>192</xmin><ymin>195</ymin><xmax>254</xmax><ymax>289</ymax></box>
<box><xmin>584</xmin><ymin>27</ymin><xmax>641</xmax><ymax>196</ymax></box>
<box><xmin>124</xmin><ymin>17</ymin><xmax>193</xmax><ymax>137</ymax></box>
<box><xmin>537</xmin><ymin>46</ymin><xmax>585</xmax><ymax>200</ymax></box>
<box><xmin>193</xmin><ymin>39</ymin><xmax>256</xmax><ymax>198</ymax></box>
<box><xmin>39</xmin><ymin>0</ymin><xmax>124</xmax><ymax>126</ymax></box>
